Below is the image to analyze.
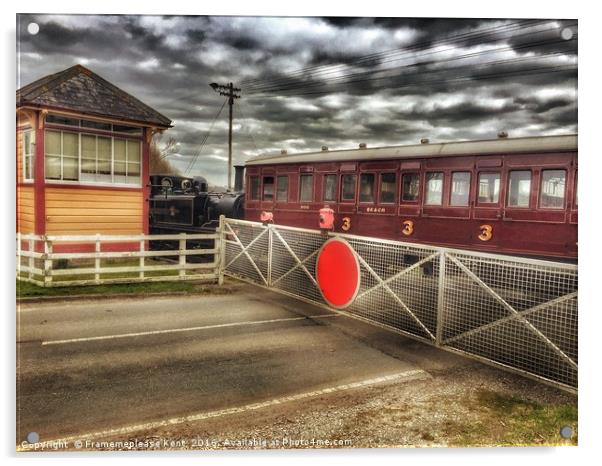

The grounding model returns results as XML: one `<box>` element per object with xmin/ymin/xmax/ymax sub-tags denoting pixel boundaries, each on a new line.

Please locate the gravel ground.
<box><xmin>78</xmin><ymin>358</ymin><xmax>577</xmax><ymax>451</ymax></box>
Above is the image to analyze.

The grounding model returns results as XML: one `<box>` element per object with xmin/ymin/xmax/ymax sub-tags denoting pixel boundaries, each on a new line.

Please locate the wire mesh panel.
<box><xmin>224</xmin><ymin>221</ymin><xmax>270</xmax><ymax>286</ymax></box>
<box><xmin>342</xmin><ymin>237</ymin><xmax>440</xmax><ymax>342</ymax></box>
<box><xmin>222</xmin><ymin>218</ymin><xmax>578</xmax><ymax>390</ymax></box>
<box><xmin>441</xmin><ymin>252</ymin><xmax>578</xmax><ymax>388</ymax></box>
<box><xmin>270</xmin><ymin>227</ymin><xmax>327</xmax><ymax>303</ymax></box>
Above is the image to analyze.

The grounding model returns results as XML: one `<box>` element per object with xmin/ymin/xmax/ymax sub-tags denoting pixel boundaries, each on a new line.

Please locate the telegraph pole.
<box><xmin>210</xmin><ymin>82</ymin><xmax>241</xmax><ymax>191</ymax></box>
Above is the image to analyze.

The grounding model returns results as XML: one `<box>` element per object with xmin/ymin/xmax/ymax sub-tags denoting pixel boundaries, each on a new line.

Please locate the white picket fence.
<box><xmin>16</xmin><ymin>230</ymin><xmax>223</xmax><ymax>287</ymax></box>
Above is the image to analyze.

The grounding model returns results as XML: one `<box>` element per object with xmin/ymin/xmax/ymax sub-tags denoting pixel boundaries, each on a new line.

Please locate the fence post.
<box><xmin>218</xmin><ymin>215</ymin><xmax>226</xmax><ymax>285</ymax></box>
<box><xmin>28</xmin><ymin>238</ymin><xmax>34</xmax><ymax>281</ymax></box>
<box><xmin>95</xmin><ymin>233</ymin><xmax>101</xmax><ymax>283</ymax></box>
<box><xmin>44</xmin><ymin>237</ymin><xmax>53</xmax><ymax>287</ymax></box>
<box><xmin>435</xmin><ymin>250</ymin><xmax>446</xmax><ymax>346</ymax></box>
<box><xmin>179</xmin><ymin>233</ymin><xmax>186</xmax><ymax>279</ymax></box>
<box><xmin>139</xmin><ymin>236</ymin><xmax>145</xmax><ymax>280</ymax></box>
<box><xmin>267</xmin><ymin>224</ymin><xmax>273</xmax><ymax>287</ymax></box>
<box><xmin>16</xmin><ymin>233</ymin><xmax>21</xmax><ymax>277</ymax></box>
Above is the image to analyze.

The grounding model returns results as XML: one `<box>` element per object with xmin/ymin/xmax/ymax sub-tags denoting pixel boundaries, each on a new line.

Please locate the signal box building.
<box><xmin>16</xmin><ymin>65</ymin><xmax>172</xmax><ymax>250</ymax></box>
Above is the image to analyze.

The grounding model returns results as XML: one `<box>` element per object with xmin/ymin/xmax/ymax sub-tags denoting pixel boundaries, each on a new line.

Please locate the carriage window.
<box><xmin>341</xmin><ymin>174</ymin><xmax>356</xmax><ymax>201</ymax></box>
<box><xmin>425</xmin><ymin>172</ymin><xmax>443</xmax><ymax>205</ymax></box>
<box><xmin>262</xmin><ymin>176</ymin><xmax>274</xmax><ymax>201</ymax></box>
<box><xmin>540</xmin><ymin>169</ymin><xmax>566</xmax><ymax>209</ymax></box>
<box><xmin>507</xmin><ymin>171</ymin><xmax>531</xmax><ymax>207</ymax></box>
<box><xmin>477</xmin><ymin>172</ymin><xmax>500</xmax><ymax>204</ymax></box>
<box><xmin>379</xmin><ymin>173</ymin><xmax>396</xmax><ymax>204</ymax></box>
<box><xmin>359</xmin><ymin>173</ymin><xmax>375</xmax><ymax>203</ymax></box>
<box><xmin>401</xmin><ymin>173</ymin><xmax>420</xmax><ymax>202</ymax></box>
<box><xmin>250</xmin><ymin>176</ymin><xmax>260</xmax><ymax>200</ymax></box>
<box><xmin>300</xmin><ymin>174</ymin><xmax>313</xmax><ymax>202</ymax></box>
<box><xmin>276</xmin><ymin>176</ymin><xmax>288</xmax><ymax>202</ymax></box>
<box><xmin>450</xmin><ymin>172</ymin><xmax>471</xmax><ymax>206</ymax></box>
<box><xmin>323</xmin><ymin>174</ymin><xmax>337</xmax><ymax>202</ymax></box>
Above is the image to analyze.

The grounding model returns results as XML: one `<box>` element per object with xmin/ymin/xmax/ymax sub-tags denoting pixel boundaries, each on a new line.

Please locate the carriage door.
<box><xmin>473</xmin><ymin>160</ymin><xmax>503</xmax><ymax>249</ymax></box>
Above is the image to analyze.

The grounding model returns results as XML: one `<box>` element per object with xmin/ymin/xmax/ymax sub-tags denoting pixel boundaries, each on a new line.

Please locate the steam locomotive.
<box><xmin>149</xmin><ymin>166</ymin><xmax>245</xmax><ymax>235</ymax></box>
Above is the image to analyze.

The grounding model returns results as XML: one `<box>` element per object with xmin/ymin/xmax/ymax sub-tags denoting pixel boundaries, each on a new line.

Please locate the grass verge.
<box><xmin>442</xmin><ymin>388</ymin><xmax>577</xmax><ymax>446</ymax></box>
<box><xmin>16</xmin><ymin>278</ymin><xmax>236</xmax><ymax>299</ymax></box>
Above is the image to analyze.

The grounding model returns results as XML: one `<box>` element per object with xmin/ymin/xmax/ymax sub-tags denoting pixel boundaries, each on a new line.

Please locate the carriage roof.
<box><xmin>245</xmin><ymin>134</ymin><xmax>577</xmax><ymax>166</ymax></box>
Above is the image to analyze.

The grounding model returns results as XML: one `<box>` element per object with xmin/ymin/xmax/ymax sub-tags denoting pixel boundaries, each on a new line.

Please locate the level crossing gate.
<box><xmin>220</xmin><ymin>217</ymin><xmax>577</xmax><ymax>392</ymax></box>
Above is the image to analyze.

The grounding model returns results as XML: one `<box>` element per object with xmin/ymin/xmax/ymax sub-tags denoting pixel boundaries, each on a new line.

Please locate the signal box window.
<box><xmin>300</xmin><ymin>174</ymin><xmax>314</xmax><ymax>202</ymax></box>
<box><xmin>425</xmin><ymin>172</ymin><xmax>444</xmax><ymax>205</ymax></box>
<box><xmin>262</xmin><ymin>176</ymin><xmax>274</xmax><ymax>201</ymax></box>
<box><xmin>359</xmin><ymin>173</ymin><xmax>375</xmax><ymax>203</ymax></box>
<box><xmin>507</xmin><ymin>171</ymin><xmax>531</xmax><ymax>207</ymax></box>
<box><xmin>540</xmin><ymin>169</ymin><xmax>566</xmax><ymax>209</ymax></box>
<box><xmin>450</xmin><ymin>172</ymin><xmax>471</xmax><ymax>206</ymax></box>
<box><xmin>45</xmin><ymin>130</ymin><xmax>79</xmax><ymax>181</ymax></box>
<box><xmin>250</xmin><ymin>176</ymin><xmax>260</xmax><ymax>200</ymax></box>
<box><xmin>276</xmin><ymin>176</ymin><xmax>288</xmax><ymax>202</ymax></box>
<box><xmin>477</xmin><ymin>172</ymin><xmax>500</xmax><ymax>204</ymax></box>
<box><xmin>379</xmin><ymin>173</ymin><xmax>396</xmax><ymax>204</ymax></box>
<box><xmin>22</xmin><ymin>130</ymin><xmax>34</xmax><ymax>181</ymax></box>
<box><xmin>401</xmin><ymin>173</ymin><xmax>420</xmax><ymax>202</ymax></box>
<box><xmin>341</xmin><ymin>174</ymin><xmax>356</xmax><ymax>201</ymax></box>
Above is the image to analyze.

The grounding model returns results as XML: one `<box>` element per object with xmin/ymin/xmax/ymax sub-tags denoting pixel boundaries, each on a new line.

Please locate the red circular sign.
<box><xmin>316</xmin><ymin>238</ymin><xmax>360</xmax><ymax>309</ymax></box>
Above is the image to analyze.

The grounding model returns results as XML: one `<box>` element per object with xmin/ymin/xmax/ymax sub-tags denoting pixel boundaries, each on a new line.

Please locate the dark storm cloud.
<box><xmin>16</xmin><ymin>14</ymin><xmax>577</xmax><ymax>186</ymax></box>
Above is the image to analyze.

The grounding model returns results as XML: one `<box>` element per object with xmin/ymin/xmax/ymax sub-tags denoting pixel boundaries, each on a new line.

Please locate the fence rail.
<box><xmin>16</xmin><ymin>231</ymin><xmax>222</xmax><ymax>287</ymax></box>
<box><xmin>221</xmin><ymin>218</ymin><xmax>578</xmax><ymax>392</ymax></box>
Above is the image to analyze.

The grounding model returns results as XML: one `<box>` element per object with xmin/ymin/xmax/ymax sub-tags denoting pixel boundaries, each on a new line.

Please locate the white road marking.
<box><xmin>32</xmin><ymin>369</ymin><xmax>428</xmax><ymax>447</ymax></box>
<box><xmin>41</xmin><ymin>314</ymin><xmax>339</xmax><ymax>346</ymax></box>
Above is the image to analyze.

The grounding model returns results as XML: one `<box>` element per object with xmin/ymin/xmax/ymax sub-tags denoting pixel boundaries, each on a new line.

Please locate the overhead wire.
<box><xmin>244</xmin><ymin>32</ymin><xmax>577</xmax><ymax>96</ymax></box>
<box><xmin>183</xmin><ymin>98</ymin><xmax>227</xmax><ymax>175</ymax></box>
<box><xmin>240</xmin><ymin>19</ymin><xmax>545</xmax><ymax>88</ymax></box>
<box><xmin>242</xmin><ymin>41</ymin><xmax>576</xmax><ymax>100</ymax></box>
<box><xmin>234</xmin><ymin>99</ymin><xmax>260</xmax><ymax>154</ymax></box>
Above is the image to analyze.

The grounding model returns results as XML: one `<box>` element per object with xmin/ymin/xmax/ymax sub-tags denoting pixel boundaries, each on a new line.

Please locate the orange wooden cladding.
<box><xmin>45</xmin><ymin>187</ymin><xmax>143</xmax><ymax>235</ymax></box>
<box><xmin>17</xmin><ymin>186</ymin><xmax>35</xmax><ymax>233</ymax></box>
<box><xmin>17</xmin><ymin>129</ymin><xmax>25</xmax><ymax>183</ymax></box>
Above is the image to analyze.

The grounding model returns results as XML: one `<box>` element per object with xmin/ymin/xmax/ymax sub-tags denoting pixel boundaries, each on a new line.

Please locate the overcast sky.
<box><xmin>17</xmin><ymin>15</ymin><xmax>577</xmax><ymax>186</ymax></box>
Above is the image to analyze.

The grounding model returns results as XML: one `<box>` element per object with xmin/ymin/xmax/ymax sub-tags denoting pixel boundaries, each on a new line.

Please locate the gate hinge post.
<box><xmin>435</xmin><ymin>250</ymin><xmax>446</xmax><ymax>346</ymax></box>
<box><xmin>218</xmin><ymin>215</ymin><xmax>226</xmax><ymax>285</ymax></box>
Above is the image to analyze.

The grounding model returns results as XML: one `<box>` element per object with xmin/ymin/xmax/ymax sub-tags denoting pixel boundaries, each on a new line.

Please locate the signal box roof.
<box><xmin>245</xmin><ymin>134</ymin><xmax>577</xmax><ymax>166</ymax></box>
<box><xmin>17</xmin><ymin>64</ymin><xmax>172</xmax><ymax>128</ymax></box>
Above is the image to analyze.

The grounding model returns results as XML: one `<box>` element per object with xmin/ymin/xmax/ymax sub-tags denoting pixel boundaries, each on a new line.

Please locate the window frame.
<box><xmin>400</xmin><ymin>172</ymin><xmax>421</xmax><ymax>204</ymax></box>
<box><xmin>21</xmin><ymin>129</ymin><xmax>35</xmax><ymax>182</ymax></box>
<box><xmin>276</xmin><ymin>175</ymin><xmax>289</xmax><ymax>202</ymax></box>
<box><xmin>43</xmin><ymin>128</ymin><xmax>142</xmax><ymax>187</ymax></box>
<box><xmin>262</xmin><ymin>175</ymin><xmax>275</xmax><ymax>202</ymax></box>
<box><xmin>249</xmin><ymin>176</ymin><xmax>260</xmax><ymax>200</ymax></box>
<box><xmin>299</xmin><ymin>174</ymin><xmax>314</xmax><ymax>203</ymax></box>
<box><xmin>80</xmin><ymin>132</ymin><xmax>114</xmax><ymax>183</ymax></box>
<box><xmin>46</xmin><ymin>113</ymin><xmax>143</xmax><ymax>136</ymax></box>
<box><xmin>358</xmin><ymin>172</ymin><xmax>376</xmax><ymax>204</ymax></box>
<box><xmin>538</xmin><ymin>168</ymin><xmax>567</xmax><ymax>210</ymax></box>
<box><xmin>506</xmin><ymin>169</ymin><xmax>532</xmax><ymax>209</ymax></box>
<box><xmin>424</xmin><ymin>171</ymin><xmax>444</xmax><ymax>206</ymax></box>
<box><xmin>340</xmin><ymin>173</ymin><xmax>357</xmax><ymax>203</ymax></box>
<box><xmin>449</xmin><ymin>171</ymin><xmax>471</xmax><ymax>207</ymax></box>
<box><xmin>378</xmin><ymin>172</ymin><xmax>397</xmax><ymax>204</ymax></box>
<box><xmin>323</xmin><ymin>173</ymin><xmax>337</xmax><ymax>202</ymax></box>
<box><xmin>476</xmin><ymin>171</ymin><xmax>501</xmax><ymax>206</ymax></box>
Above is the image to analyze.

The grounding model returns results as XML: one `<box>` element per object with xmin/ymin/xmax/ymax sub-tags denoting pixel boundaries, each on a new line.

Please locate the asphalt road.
<box><xmin>17</xmin><ymin>284</ymin><xmax>436</xmax><ymax>445</ymax></box>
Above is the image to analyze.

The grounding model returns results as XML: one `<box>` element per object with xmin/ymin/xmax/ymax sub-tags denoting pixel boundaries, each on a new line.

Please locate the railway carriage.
<box><xmin>243</xmin><ymin>134</ymin><xmax>578</xmax><ymax>261</ymax></box>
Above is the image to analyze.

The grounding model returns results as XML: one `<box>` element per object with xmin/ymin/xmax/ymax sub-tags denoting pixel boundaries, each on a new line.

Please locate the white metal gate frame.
<box><xmin>221</xmin><ymin>217</ymin><xmax>578</xmax><ymax>392</ymax></box>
